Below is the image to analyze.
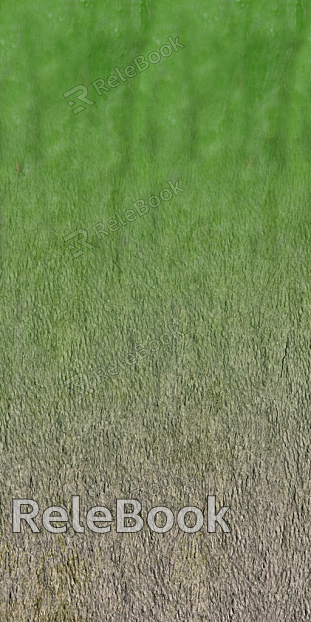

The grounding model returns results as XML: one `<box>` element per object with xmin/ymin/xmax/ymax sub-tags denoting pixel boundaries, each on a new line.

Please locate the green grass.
<box><xmin>1</xmin><ymin>0</ymin><xmax>311</xmax><ymax>620</ymax></box>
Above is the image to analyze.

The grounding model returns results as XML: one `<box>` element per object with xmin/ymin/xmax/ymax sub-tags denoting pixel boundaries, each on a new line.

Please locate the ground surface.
<box><xmin>0</xmin><ymin>0</ymin><xmax>311</xmax><ymax>620</ymax></box>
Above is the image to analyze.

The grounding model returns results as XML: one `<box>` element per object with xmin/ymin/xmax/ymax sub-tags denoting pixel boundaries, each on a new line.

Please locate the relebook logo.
<box><xmin>63</xmin><ymin>36</ymin><xmax>185</xmax><ymax>115</ymax></box>
<box><xmin>12</xmin><ymin>496</ymin><xmax>231</xmax><ymax>535</ymax></box>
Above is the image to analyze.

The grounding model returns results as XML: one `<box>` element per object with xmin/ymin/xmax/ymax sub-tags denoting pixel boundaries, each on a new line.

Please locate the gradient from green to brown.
<box><xmin>0</xmin><ymin>0</ymin><xmax>311</xmax><ymax>619</ymax></box>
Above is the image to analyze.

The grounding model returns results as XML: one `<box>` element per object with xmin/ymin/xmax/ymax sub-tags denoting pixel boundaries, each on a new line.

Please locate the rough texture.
<box><xmin>1</xmin><ymin>0</ymin><xmax>311</xmax><ymax>620</ymax></box>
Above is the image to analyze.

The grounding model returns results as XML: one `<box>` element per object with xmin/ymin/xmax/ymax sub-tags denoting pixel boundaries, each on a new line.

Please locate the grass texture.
<box><xmin>0</xmin><ymin>0</ymin><xmax>311</xmax><ymax>620</ymax></box>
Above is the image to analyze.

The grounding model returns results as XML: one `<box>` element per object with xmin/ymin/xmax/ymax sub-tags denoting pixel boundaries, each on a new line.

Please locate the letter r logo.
<box><xmin>63</xmin><ymin>85</ymin><xmax>95</xmax><ymax>114</ymax></box>
<box><xmin>63</xmin><ymin>229</ymin><xmax>95</xmax><ymax>258</ymax></box>
<box><xmin>64</xmin><ymin>373</ymin><xmax>93</xmax><ymax>395</ymax></box>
